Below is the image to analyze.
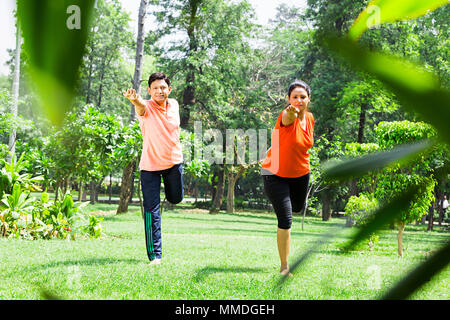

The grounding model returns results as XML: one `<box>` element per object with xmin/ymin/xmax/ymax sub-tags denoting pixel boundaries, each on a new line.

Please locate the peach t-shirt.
<box><xmin>261</xmin><ymin>111</ymin><xmax>314</xmax><ymax>178</ymax></box>
<box><xmin>137</xmin><ymin>98</ymin><xmax>183</xmax><ymax>171</ymax></box>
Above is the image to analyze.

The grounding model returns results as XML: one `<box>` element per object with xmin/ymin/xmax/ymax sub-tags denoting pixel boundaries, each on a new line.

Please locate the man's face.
<box><xmin>148</xmin><ymin>79</ymin><xmax>171</xmax><ymax>105</ymax></box>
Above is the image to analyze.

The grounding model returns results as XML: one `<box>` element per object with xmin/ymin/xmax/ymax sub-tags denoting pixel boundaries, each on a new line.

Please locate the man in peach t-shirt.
<box><xmin>123</xmin><ymin>72</ymin><xmax>184</xmax><ymax>266</ymax></box>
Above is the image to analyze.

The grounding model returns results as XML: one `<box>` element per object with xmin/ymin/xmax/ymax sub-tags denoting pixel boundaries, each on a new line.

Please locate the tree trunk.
<box><xmin>129</xmin><ymin>174</ymin><xmax>135</xmax><ymax>203</ymax></box>
<box><xmin>345</xmin><ymin>180</ymin><xmax>358</xmax><ymax>227</ymax></box>
<box><xmin>85</xmin><ymin>53</ymin><xmax>93</xmax><ymax>104</ymax></box>
<box><xmin>301</xmin><ymin>184</ymin><xmax>313</xmax><ymax>231</ymax></box>
<box><xmin>397</xmin><ymin>222</ymin><xmax>405</xmax><ymax>257</ymax></box>
<box><xmin>210</xmin><ymin>165</ymin><xmax>225</xmax><ymax>214</ymax></box>
<box><xmin>97</xmin><ymin>53</ymin><xmax>115</xmax><ymax>109</ymax></box>
<box><xmin>226</xmin><ymin>165</ymin><xmax>245</xmax><ymax>214</ymax></box>
<box><xmin>82</xmin><ymin>183</ymin><xmax>88</xmax><ymax>201</ymax></box>
<box><xmin>226</xmin><ymin>176</ymin><xmax>234</xmax><ymax>213</ymax></box>
<box><xmin>193</xmin><ymin>183</ymin><xmax>199</xmax><ymax>202</ymax></box>
<box><xmin>8</xmin><ymin>21</ymin><xmax>21</xmax><ymax>162</ymax></box>
<box><xmin>109</xmin><ymin>173</ymin><xmax>112</xmax><ymax>204</ymax></box>
<box><xmin>427</xmin><ymin>202</ymin><xmax>434</xmax><ymax>231</ymax></box>
<box><xmin>54</xmin><ymin>180</ymin><xmax>60</xmax><ymax>202</ymax></box>
<box><xmin>180</xmin><ymin>1</ymin><xmax>201</xmax><ymax>128</ymax></box>
<box><xmin>78</xmin><ymin>181</ymin><xmax>83</xmax><ymax>202</ymax></box>
<box><xmin>95</xmin><ymin>179</ymin><xmax>103</xmax><ymax>202</ymax></box>
<box><xmin>128</xmin><ymin>0</ymin><xmax>148</xmax><ymax>123</ymax></box>
<box><xmin>322</xmin><ymin>189</ymin><xmax>332</xmax><ymax>221</ymax></box>
<box><xmin>181</xmin><ymin>72</ymin><xmax>195</xmax><ymax>127</ymax></box>
<box><xmin>118</xmin><ymin>0</ymin><xmax>148</xmax><ymax>213</ymax></box>
<box><xmin>64</xmin><ymin>178</ymin><xmax>69</xmax><ymax>195</ymax></box>
<box><xmin>421</xmin><ymin>213</ymin><xmax>427</xmax><ymax>225</ymax></box>
<box><xmin>136</xmin><ymin>159</ymin><xmax>144</xmax><ymax>219</ymax></box>
<box><xmin>97</xmin><ymin>68</ymin><xmax>105</xmax><ymax>109</ymax></box>
<box><xmin>211</xmin><ymin>170</ymin><xmax>217</xmax><ymax>200</ymax></box>
<box><xmin>117</xmin><ymin>160</ymin><xmax>136</xmax><ymax>214</ymax></box>
<box><xmin>368</xmin><ymin>239</ymin><xmax>374</xmax><ymax>252</ymax></box>
<box><xmin>90</xmin><ymin>181</ymin><xmax>96</xmax><ymax>204</ymax></box>
<box><xmin>435</xmin><ymin>186</ymin><xmax>444</xmax><ymax>226</ymax></box>
<box><xmin>357</xmin><ymin>103</ymin><xmax>368</xmax><ymax>143</ymax></box>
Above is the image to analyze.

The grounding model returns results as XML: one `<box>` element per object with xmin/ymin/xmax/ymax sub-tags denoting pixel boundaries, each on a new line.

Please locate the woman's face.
<box><xmin>288</xmin><ymin>87</ymin><xmax>310</xmax><ymax>112</ymax></box>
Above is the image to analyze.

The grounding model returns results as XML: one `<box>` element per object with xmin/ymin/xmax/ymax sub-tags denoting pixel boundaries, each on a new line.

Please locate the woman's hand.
<box><xmin>286</xmin><ymin>104</ymin><xmax>299</xmax><ymax>116</ymax></box>
<box><xmin>281</xmin><ymin>105</ymin><xmax>299</xmax><ymax>126</ymax></box>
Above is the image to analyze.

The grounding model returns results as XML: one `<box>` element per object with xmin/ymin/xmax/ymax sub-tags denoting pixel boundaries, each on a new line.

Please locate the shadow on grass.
<box><xmin>176</xmin><ymin>225</ymin><xmax>347</xmax><ymax>241</ymax></box>
<box><xmin>193</xmin><ymin>265</ymin><xmax>266</xmax><ymax>282</ymax></box>
<box><xmin>24</xmin><ymin>257</ymin><xmax>143</xmax><ymax>273</ymax></box>
<box><xmin>101</xmin><ymin>214</ymin><xmax>140</xmax><ymax>222</ymax></box>
<box><xmin>168</xmin><ymin>210</ymin><xmax>347</xmax><ymax>229</ymax></box>
<box><xmin>168</xmin><ymin>215</ymin><xmax>275</xmax><ymax>227</ymax></box>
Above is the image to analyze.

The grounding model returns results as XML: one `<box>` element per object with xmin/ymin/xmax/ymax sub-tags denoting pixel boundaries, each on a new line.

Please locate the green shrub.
<box><xmin>344</xmin><ymin>194</ymin><xmax>379</xmax><ymax>251</ymax></box>
<box><xmin>344</xmin><ymin>194</ymin><xmax>378</xmax><ymax>226</ymax></box>
<box><xmin>0</xmin><ymin>153</ymin><xmax>43</xmax><ymax>199</ymax></box>
<box><xmin>0</xmin><ymin>153</ymin><xmax>104</xmax><ymax>240</ymax></box>
<box><xmin>81</xmin><ymin>215</ymin><xmax>104</xmax><ymax>239</ymax></box>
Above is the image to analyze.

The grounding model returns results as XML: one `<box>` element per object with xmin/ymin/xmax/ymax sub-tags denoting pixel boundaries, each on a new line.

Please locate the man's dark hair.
<box><xmin>148</xmin><ymin>72</ymin><xmax>171</xmax><ymax>88</ymax></box>
<box><xmin>288</xmin><ymin>80</ymin><xmax>311</xmax><ymax>98</ymax></box>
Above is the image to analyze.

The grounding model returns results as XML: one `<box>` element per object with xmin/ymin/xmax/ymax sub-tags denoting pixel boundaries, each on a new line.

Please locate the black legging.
<box><xmin>263</xmin><ymin>172</ymin><xmax>310</xmax><ymax>229</ymax></box>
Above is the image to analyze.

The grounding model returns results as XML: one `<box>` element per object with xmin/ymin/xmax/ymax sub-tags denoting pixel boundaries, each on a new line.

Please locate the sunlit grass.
<box><xmin>0</xmin><ymin>203</ymin><xmax>448</xmax><ymax>300</ymax></box>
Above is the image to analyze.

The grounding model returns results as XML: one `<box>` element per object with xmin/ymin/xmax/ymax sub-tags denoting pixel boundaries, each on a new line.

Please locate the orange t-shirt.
<box><xmin>137</xmin><ymin>98</ymin><xmax>183</xmax><ymax>171</ymax></box>
<box><xmin>261</xmin><ymin>111</ymin><xmax>314</xmax><ymax>178</ymax></box>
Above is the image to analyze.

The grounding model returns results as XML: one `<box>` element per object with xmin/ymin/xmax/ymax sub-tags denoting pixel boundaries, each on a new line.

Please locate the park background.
<box><xmin>0</xmin><ymin>0</ymin><xmax>449</xmax><ymax>300</ymax></box>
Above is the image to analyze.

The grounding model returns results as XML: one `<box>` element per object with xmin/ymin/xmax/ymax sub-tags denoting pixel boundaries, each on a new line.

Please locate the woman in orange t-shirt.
<box><xmin>261</xmin><ymin>80</ymin><xmax>314</xmax><ymax>276</ymax></box>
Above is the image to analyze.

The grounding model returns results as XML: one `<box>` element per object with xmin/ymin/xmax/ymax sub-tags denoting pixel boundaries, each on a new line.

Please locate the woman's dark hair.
<box><xmin>288</xmin><ymin>80</ymin><xmax>311</xmax><ymax>98</ymax></box>
<box><xmin>148</xmin><ymin>72</ymin><xmax>171</xmax><ymax>88</ymax></box>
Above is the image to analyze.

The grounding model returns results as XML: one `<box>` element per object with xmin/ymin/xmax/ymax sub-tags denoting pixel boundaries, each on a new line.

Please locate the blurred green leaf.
<box><xmin>40</xmin><ymin>288</ymin><xmax>62</xmax><ymax>300</ymax></box>
<box><xmin>382</xmin><ymin>240</ymin><xmax>450</xmax><ymax>300</ymax></box>
<box><xmin>349</xmin><ymin>0</ymin><xmax>448</xmax><ymax>40</ymax></box>
<box><xmin>343</xmin><ymin>184</ymin><xmax>420</xmax><ymax>252</ymax></box>
<box><xmin>324</xmin><ymin>36</ymin><xmax>450</xmax><ymax>145</ymax></box>
<box><xmin>16</xmin><ymin>0</ymin><xmax>94</xmax><ymax>127</ymax></box>
<box><xmin>322</xmin><ymin>139</ymin><xmax>433</xmax><ymax>181</ymax></box>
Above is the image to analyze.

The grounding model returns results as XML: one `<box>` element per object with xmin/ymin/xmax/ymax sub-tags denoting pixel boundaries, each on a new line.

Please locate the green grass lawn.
<box><xmin>0</xmin><ymin>203</ymin><xmax>448</xmax><ymax>300</ymax></box>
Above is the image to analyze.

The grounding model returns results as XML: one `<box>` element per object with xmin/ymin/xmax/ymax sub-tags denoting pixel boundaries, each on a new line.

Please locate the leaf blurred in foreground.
<box><xmin>324</xmin><ymin>36</ymin><xmax>450</xmax><ymax>145</ymax></box>
<box><xmin>322</xmin><ymin>139</ymin><xmax>433</xmax><ymax>181</ymax></box>
<box><xmin>40</xmin><ymin>288</ymin><xmax>62</xmax><ymax>300</ymax></box>
<box><xmin>349</xmin><ymin>0</ymin><xmax>448</xmax><ymax>41</ymax></box>
<box><xmin>342</xmin><ymin>184</ymin><xmax>421</xmax><ymax>252</ymax></box>
<box><xmin>278</xmin><ymin>184</ymin><xmax>420</xmax><ymax>288</ymax></box>
<box><xmin>16</xmin><ymin>0</ymin><xmax>94</xmax><ymax>127</ymax></box>
<box><xmin>383</xmin><ymin>240</ymin><xmax>450</xmax><ymax>300</ymax></box>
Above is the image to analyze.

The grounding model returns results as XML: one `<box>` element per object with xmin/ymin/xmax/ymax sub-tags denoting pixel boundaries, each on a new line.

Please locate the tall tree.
<box><xmin>117</xmin><ymin>0</ymin><xmax>149</xmax><ymax>213</ymax></box>
<box><xmin>146</xmin><ymin>0</ymin><xmax>262</xmax><ymax>213</ymax></box>
<box><xmin>334</xmin><ymin>77</ymin><xmax>401</xmax><ymax>144</ymax></box>
<box><xmin>8</xmin><ymin>14</ymin><xmax>22</xmax><ymax>162</ymax></box>
<box><xmin>77</xmin><ymin>0</ymin><xmax>132</xmax><ymax>115</ymax></box>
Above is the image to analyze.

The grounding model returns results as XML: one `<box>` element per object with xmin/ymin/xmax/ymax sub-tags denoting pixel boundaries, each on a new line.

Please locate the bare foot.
<box><xmin>280</xmin><ymin>267</ymin><xmax>293</xmax><ymax>277</ymax></box>
<box><xmin>149</xmin><ymin>258</ymin><xmax>161</xmax><ymax>266</ymax></box>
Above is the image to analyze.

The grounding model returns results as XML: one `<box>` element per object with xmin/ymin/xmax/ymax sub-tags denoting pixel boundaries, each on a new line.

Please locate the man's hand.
<box><xmin>122</xmin><ymin>88</ymin><xmax>146</xmax><ymax>116</ymax></box>
<box><xmin>123</xmin><ymin>88</ymin><xmax>140</xmax><ymax>101</ymax></box>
